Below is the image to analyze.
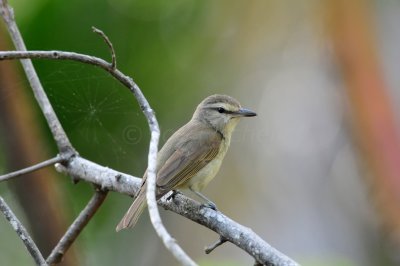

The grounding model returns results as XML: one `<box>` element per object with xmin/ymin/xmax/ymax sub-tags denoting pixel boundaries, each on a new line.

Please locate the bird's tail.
<box><xmin>116</xmin><ymin>188</ymin><xmax>147</xmax><ymax>232</ymax></box>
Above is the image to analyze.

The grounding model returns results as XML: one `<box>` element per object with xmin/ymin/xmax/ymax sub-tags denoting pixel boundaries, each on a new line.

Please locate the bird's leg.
<box><xmin>189</xmin><ymin>187</ymin><xmax>218</xmax><ymax>211</ymax></box>
<box><xmin>166</xmin><ymin>190</ymin><xmax>181</xmax><ymax>201</ymax></box>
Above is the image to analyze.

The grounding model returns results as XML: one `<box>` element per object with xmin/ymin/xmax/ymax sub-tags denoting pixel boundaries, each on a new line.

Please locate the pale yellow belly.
<box><xmin>180</xmin><ymin>140</ymin><xmax>229</xmax><ymax>192</ymax></box>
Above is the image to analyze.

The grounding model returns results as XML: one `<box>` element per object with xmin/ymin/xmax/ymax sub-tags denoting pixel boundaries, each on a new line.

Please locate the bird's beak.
<box><xmin>235</xmin><ymin>108</ymin><xmax>257</xmax><ymax>117</ymax></box>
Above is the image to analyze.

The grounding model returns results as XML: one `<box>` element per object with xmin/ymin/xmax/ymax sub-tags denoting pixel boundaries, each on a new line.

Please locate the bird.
<box><xmin>116</xmin><ymin>94</ymin><xmax>256</xmax><ymax>231</ymax></box>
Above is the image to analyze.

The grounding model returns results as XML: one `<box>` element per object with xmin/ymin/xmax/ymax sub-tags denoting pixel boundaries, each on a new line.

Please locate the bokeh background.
<box><xmin>1</xmin><ymin>0</ymin><xmax>400</xmax><ymax>265</ymax></box>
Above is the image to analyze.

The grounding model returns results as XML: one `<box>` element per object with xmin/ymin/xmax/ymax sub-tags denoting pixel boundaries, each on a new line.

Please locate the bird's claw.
<box><xmin>166</xmin><ymin>190</ymin><xmax>181</xmax><ymax>201</ymax></box>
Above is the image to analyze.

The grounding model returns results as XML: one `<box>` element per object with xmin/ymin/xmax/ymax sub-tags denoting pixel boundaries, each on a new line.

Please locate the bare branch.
<box><xmin>205</xmin><ymin>236</ymin><xmax>227</xmax><ymax>254</ymax></box>
<box><xmin>0</xmin><ymin>0</ymin><xmax>74</xmax><ymax>154</ymax></box>
<box><xmin>0</xmin><ymin>196</ymin><xmax>48</xmax><ymax>266</ymax></box>
<box><xmin>55</xmin><ymin>155</ymin><xmax>299</xmax><ymax>266</ymax></box>
<box><xmin>55</xmin><ymin>157</ymin><xmax>139</xmax><ymax>196</ymax></box>
<box><xmin>46</xmin><ymin>189</ymin><xmax>108</xmax><ymax>264</ymax></box>
<box><xmin>0</xmin><ymin>155</ymin><xmax>63</xmax><ymax>182</ymax></box>
<box><xmin>92</xmin><ymin>26</ymin><xmax>116</xmax><ymax>69</ymax></box>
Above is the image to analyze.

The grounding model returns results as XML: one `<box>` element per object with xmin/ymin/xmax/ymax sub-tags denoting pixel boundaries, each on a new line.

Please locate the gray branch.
<box><xmin>46</xmin><ymin>189</ymin><xmax>108</xmax><ymax>264</ymax></box>
<box><xmin>92</xmin><ymin>27</ymin><xmax>116</xmax><ymax>69</ymax></box>
<box><xmin>0</xmin><ymin>155</ymin><xmax>63</xmax><ymax>182</ymax></box>
<box><xmin>205</xmin><ymin>236</ymin><xmax>227</xmax><ymax>254</ymax></box>
<box><xmin>0</xmin><ymin>196</ymin><xmax>48</xmax><ymax>266</ymax></box>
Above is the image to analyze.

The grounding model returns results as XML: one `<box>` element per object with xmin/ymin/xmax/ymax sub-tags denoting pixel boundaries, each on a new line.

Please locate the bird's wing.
<box><xmin>156</xmin><ymin>130</ymin><xmax>221</xmax><ymax>194</ymax></box>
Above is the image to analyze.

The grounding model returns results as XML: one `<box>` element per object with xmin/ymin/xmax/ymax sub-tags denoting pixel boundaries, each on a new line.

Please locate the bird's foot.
<box><xmin>201</xmin><ymin>202</ymin><xmax>218</xmax><ymax>211</ymax></box>
<box><xmin>189</xmin><ymin>188</ymin><xmax>218</xmax><ymax>211</ymax></box>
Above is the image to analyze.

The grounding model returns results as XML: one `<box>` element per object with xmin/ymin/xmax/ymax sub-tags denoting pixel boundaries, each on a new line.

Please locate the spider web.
<box><xmin>42</xmin><ymin>62</ymin><xmax>146</xmax><ymax>170</ymax></box>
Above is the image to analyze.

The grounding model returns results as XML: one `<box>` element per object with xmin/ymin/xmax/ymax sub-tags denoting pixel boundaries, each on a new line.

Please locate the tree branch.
<box><xmin>0</xmin><ymin>196</ymin><xmax>48</xmax><ymax>266</ymax></box>
<box><xmin>92</xmin><ymin>27</ymin><xmax>116</xmax><ymax>69</ymax></box>
<box><xmin>55</xmin><ymin>157</ymin><xmax>139</xmax><ymax>196</ymax></box>
<box><xmin>46</xmin><ymin>189</ymin><xmax>108</xmax><ymax>265</ymax></box>
<box><xmin>0</xmin><ymin>155</ymin><xmax>63</xmax><ymax>182</ymax></box>
<box><xmin>204</xmin><ymin>236</ymin><xmax>227</xmax><ymax>254</ymax></box>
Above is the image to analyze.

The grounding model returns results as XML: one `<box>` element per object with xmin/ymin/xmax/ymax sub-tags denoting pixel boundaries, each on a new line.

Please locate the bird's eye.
<box><xmin>217</xmin><ymin>107</ymin><xmax>225</xmax><ymax>113</ymax></box>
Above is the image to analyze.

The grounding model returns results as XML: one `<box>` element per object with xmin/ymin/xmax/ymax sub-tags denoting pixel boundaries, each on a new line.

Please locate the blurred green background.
<box><xmin>1</xmin><ymin>0</ymin><xmax>400</xmax><ymax>265</ymax></box>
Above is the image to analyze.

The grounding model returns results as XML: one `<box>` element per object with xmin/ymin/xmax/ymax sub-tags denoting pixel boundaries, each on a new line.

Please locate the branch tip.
<box><xmin>205</xmin><ymin>236</ymin><xmax>228</xmax><ymax>254</ymax></box>
<box><xmin>92</xmin><ymin>26</ymin><xmax>116</xmax><ymax>69</ymax></box>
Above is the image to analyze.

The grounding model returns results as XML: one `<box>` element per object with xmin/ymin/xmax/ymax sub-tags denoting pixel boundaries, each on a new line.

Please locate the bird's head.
<box><xmin>193</xmin><ymin>94</ymin><xmax>257</xmax><ymax>137</ymax></box>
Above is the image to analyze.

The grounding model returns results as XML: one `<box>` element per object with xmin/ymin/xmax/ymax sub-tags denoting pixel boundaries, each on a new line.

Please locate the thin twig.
<box><xmin>0</xmin><ymin>0</ymin><xmax>74</xmax><ymax>154</ymax></box>
<box><xmin>92</xmin><ymin>27</ymin><xmax>116</xmax><ymax>69</ymax></box>
<box><xmin>0</xmin><ymin>155</ymin><xmax>63</xmax><ymax>182</ymax></box>
<box><xmin>46</xmin><ymin>189</ymin><xmax>108</xmax><ymax>264</ymax></box>
<box><xmin>55</xmin><ymin>155</ymin><xmax>299</xmax><ymax>266</ymax></box>
<box><xmin>0</xmin><ymin>196</ymin><xmax>48</xmax><ymax>266</ymax></box>
<box><xmin>204</xmin><ymin>236</ymin><xmax>227</xmax><ymax>254</ymax></box>
<box><xmin>0</xmin><ymin>49</ymin><xmax>198</xmax><ymax>266</ymax></box>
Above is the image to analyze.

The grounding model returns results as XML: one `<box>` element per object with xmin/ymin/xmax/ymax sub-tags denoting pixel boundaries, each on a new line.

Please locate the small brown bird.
<box><xmin>116</xmin><ymin>94</ymin><xmax>256</xmax><ymax>231</ymax></box>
